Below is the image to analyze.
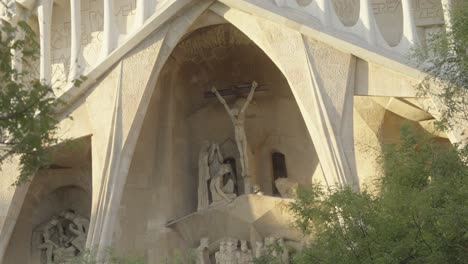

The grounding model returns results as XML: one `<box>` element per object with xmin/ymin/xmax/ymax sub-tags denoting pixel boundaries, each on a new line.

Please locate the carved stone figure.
<box><xmin>61</xmin><ymin>210</ymin><xmax>89</xmax><ymax>252</ymax></box>
<box><xmin>222</xmin><ymin>177</ymin><xmax>235</xmax><ymax>194</ymax></box>
<box><xmin>215</xmin><ymin>238</ymin><xmax>251</xmax><ymax>264</ymax></box>
<box><xmin>236</xmin><ymin>240</ymin><xmax>253</xmax><ymax>264</ymax></box>
<box><xmin>224</xmin><ymin>238</ymin><xmax>238</xmax><ymax>264</ymax></box>
<box><xmin>37</xmin><ymin>217</ymin><xmax>61</xmax><ymax>264</ymax></box>
<box><xmin>196</xmin><ymin>237</ymin><xmax>211</xmax><ymax>264</ymax></box>
<box><xmin>199</xmin><ymin>142</ymin><xmax>237</xmax><ymax>209</ymax></box>
<box><xmin>198</xmin><ymin>142</ymin><xmax>212</xmax><ymax>211</ymax></box>
<box><xmin>212</xmin><ymin>81</ymin><xmax>258</xmax><ymax>181</ymax></box>
<box><xmin>215</xmin><ymin>241</ymin><xmax>227</xmax><ymax>264</ymax></box>
<box><xmin>208</xmin><ymin>143</ymin><xmax>236</xmax><ymax>204</ymax></box>
<box><xmin>36</xmin><ymin>211</ymin><xmax>89</xmax><ymax>264</ymax></box>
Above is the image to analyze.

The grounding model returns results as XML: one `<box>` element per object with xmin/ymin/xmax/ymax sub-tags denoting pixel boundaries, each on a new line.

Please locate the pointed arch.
<box><xmin>208</xmin><ymin>2</ymin><xmax>358</xmax><ymax>188</ymax></box>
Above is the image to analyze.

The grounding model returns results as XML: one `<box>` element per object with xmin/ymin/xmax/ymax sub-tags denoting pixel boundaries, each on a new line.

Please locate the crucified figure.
<box><xmin>211</xmin><ymin>81</ymin><xmax>258</xmax><ymax>178</ymax></box>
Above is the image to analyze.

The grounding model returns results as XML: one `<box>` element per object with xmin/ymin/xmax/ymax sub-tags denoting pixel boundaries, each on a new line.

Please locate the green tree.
<box><xmin>411</xmin><ymin>1</ymin><xmax>468</xmax><ymax>131</ymax></box>
<box><xmin>0</xmin><ymin>21</ymin><xmax>82</xmax><ymax>184</ymax></box>
<box><xmin>287</xmin><ymin>125</ymin><xmax>467</xmax><ymax>264</ymax></box>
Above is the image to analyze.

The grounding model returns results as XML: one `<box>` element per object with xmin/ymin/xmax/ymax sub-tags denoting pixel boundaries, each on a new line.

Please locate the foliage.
<box><xmin>161</xmin><ymin>249</ymin><xmax>196</xmax><ymax>264</ymax></box>
<box><xmin>71</xmin><ymin>248</ymin><xmax>196</xmax><ymax>264</ymax></box>
<box><xmin>0</xmin><ymin>21</ymin><xmax>83</xmax><ymax>184</ymax></box>
<box><xmin>69</xmin><ymin>249</ymin><xmax>146</xmax><ymax>264</ymax></box>
<box><xmin>287</xmin><ymin>125</ymin><xmax>467</xmax><ymax>264</ymax></box>
<box><xmin>411</xmin><ymin>2</ymin><xmax>468</xmax><ymax>131</ymax></box>
<box><xmin>253</xmin><ymin>240</ymin><xmax>291</xmax><ymax>264</ymax></box>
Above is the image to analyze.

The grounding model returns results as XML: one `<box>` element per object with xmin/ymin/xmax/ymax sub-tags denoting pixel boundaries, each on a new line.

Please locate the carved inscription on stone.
<box><xmin>372</xmin><ymin>0</ymin><xmax>401</xmax><ymax>14</ymax></box>
<box><xmin>412</xmin><ymin>0</ymin><xmax>444</xmax><ymax>26</ymax></box>
<box><xmin>115</xmin><ymin>0</ymin><xmax>136</xmax><ymax>17</ymax></box>
<box><xmin>51</xmin><ymin>0</ymin><xmax>138</xmax><ymax>84</ymax></box>
<box><xmin>371</xmin><ymin>0</ymin><xmax>403</xmax><ymax>46</ymax></box>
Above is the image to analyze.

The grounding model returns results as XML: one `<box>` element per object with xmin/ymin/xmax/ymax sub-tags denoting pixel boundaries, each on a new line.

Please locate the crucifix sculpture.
<box><xmin>211</xmin><ymin>81</ymin><xmax>258</xmax><ymax>184</ymax></box>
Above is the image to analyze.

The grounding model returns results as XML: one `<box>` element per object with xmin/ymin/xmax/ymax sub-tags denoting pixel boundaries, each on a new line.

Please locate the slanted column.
<box><xmin>359</xmin><ymin>0</ymin><xmax>377</xmax><ymax>45</ymax></box>
<box><xmin>37</xmin><ymin>0</ymin><xmax>53</xmax><ymax>85</ymax></box>
<box><xmin>68</xmin><ymin>0</ymin><xmax>82</xmax><ymax>80</ymax></box>
<box><xmin>401</xmin><ymin>0</ymin><xmax>420</xmax><ymax>49</ymax></box>
<box><xmin>100</xmin><ymin>0</ymin><xmax>118</xmax><ymax>60</ymax></box>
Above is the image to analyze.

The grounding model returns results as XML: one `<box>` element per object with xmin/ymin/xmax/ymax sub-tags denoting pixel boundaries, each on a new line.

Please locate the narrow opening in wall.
<box><xmin>272</xmin><ymin>152</ymin><xmax>287</xmax><ymax>196</ymax></box>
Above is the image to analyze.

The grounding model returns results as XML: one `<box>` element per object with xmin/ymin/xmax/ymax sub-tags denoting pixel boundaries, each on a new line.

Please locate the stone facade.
<box><xmin>0</xmin><ymin>0</ymin><xmax>462</xmax><ymax>263</ymax></box>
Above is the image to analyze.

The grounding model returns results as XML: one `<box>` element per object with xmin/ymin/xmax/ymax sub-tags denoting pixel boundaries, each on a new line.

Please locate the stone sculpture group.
<box><xmin>198</xmin><ymin>81</ymin><xmax>258</xmax><ymax>211</ymax></box>
<box><xmin>211</xmin><ymin>81</ymin><xmax>258</xmax><ymax>179</ymax></box>
<box><xmin>198</xmin><ymin>142</ymin><xmax>237</xmax><ymax>210</ymax></box>
<box><xmin>37</xmin><ymin>210</ymin><xmax>89</xmax><ymax>264</ymax></box>
<box><xmin>196</xmin><ymin>236</ymin><xmax>290</xmax><ymax>264</ymax></box>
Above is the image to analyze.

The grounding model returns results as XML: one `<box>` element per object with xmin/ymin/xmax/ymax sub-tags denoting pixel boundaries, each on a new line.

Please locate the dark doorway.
<box><xmin>272</xmin><ymin>152</ymin><xmax>287</xmax><ymax>196</ymax></box>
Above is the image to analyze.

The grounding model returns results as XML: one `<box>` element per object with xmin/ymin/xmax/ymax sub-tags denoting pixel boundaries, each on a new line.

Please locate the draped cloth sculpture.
<box><xmin>198</xmin><ymin>142</ymin><xmax>237</xmax><ymax>211</ymax></box>
<box><xmin>198</xmin><ymin>142</ymin><xmax>212</xmax><ymax>211</ymax></box>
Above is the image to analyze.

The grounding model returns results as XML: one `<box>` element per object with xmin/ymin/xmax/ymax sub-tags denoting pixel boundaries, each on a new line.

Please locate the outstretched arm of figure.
<box><xmin>240</xmin><ymin>81</ymin><xmax>258</xmax><ymax>114</ymax></box>
<box><xmin>212</xmin><ymin>87</ymin><xmax>236</xmax><ymax>122</ymax></box>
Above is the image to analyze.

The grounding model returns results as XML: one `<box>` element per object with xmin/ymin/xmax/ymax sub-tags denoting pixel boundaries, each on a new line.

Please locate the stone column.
<box><xmin>134</xmin><ymin>0</ymin><xmax>148</xmax><ymax>30</ymax></box>
<box><xmin>69</xmin><ymin>0</ymin><xmax>82</xmax><ymax>81</ymax></box>
<box><xmin>359</xmin><ymin>0</ymin><xmax>377</xmax><ymax>45</ymax></box>
<box><xmin>401</xmin><ymin>0</ymin><xmax>420</xmax><ymax>48</ymax></box>
<box><xmin>37</xmin><ymin>0</ymin><xmax>53</xmax><ymax>84</ymax></box>
<box><xmin>100</xmin><ymin>0</ymin><xmax>117</xmax><ymax>60</ymax></box>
